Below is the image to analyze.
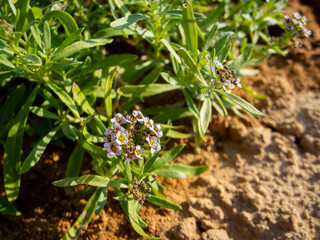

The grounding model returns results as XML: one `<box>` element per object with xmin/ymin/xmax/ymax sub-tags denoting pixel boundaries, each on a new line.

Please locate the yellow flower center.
<box><xmin>111</xmin><ymin>145</ymin><xmax>117</xmax><ymax>153</ymax></box>
<box><xmin>149</xmin><ymin>138</ymin><xmax>154</xmax><ymax>145</ymax></box>
<box><xmin>136</xmin><ymin>150</ymin><xmax>141</xmax><ymax>155</ymax></box>
<box><xmin>118</xmin><ymin>134</ymin><xmax>125</xmax><ymax>143</ymax></box>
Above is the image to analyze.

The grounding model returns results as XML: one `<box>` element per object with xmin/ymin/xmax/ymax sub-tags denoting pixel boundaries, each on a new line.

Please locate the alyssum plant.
<box><xmin>52</xmin><ymin>111</ymin><xmax>207</xmax><ymax>239</ymax></box>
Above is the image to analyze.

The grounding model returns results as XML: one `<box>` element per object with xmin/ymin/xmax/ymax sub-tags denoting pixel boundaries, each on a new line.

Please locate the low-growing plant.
<box><xmin>0</xmin><ymin>0</ymin><xmax>312</xmax><ymax>239</ymax></box>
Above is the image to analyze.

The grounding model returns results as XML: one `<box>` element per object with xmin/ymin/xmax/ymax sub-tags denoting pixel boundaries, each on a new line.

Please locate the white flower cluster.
<box><xmin>211</xmin><ymin>61</ymin><xmax>242</xmax><ymax>94</ymax></box>
<box><xmin>103</xmin><ymin>110</ymin><xmax>163</xmax><ymax>162</ymax></box>
<box><xmin>284</xmin><ymin>12</ymin><xmax>312</xmax><ymax>39</ymax></box>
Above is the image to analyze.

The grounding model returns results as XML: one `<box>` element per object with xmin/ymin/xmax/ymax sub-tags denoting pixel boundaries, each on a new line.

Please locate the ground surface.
<box><xmin>1</xmin><ymin>0</ymin><xmax>320</xmax><ymax>239</ymax></box>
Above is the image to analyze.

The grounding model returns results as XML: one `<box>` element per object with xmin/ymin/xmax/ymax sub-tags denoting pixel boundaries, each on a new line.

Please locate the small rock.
<box><xmin>174</xmin><ymin>218</ymin><xmax>200</xmax><ymax>240</ymax></box>
<box><xmin>202</xmin><ymin>229</ymin><xmax>230</xmax><ymax>240</ymax></box>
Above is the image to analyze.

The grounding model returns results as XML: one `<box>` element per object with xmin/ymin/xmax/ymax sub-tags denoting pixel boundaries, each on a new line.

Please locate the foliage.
<box><xmin>0</xmin><ymin>0</ymin><xmax>311</xmax><ymax>239</ymax></box>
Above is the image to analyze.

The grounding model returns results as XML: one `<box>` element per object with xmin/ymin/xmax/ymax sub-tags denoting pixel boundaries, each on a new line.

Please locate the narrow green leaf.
<box><xmin>117</xmin><ymin>84</ymin><xmax>181</xmax><ymax>99</ymax></box>
<box><xmin>155</xmin><ymin>164</ymin><xmax>208</xmax><ymax>177</ymax></box>
<box><xmin>53</xmin><ymin>175</ymin><xmax>110</xmax><ymax>187</ymax></box>
<box><xmin>3</xmin><ymin>84</ymin><xmax>40</xmax><ymax>202</ymax></box>
<box><xmin>65</xmin><ymin>144</ymin><xmax>85</xmax><ymax>178</ymax></box>
<box><xmin>198</xmin><ymin>96</ymin><xmax>212</xmax><ymax>142</ymax></box>
<box><xmin>203</xmin><ymin>23</ymin><xmax>218</xmax><ymax>51</ymax></box>
<box><xmin>140</xmin><ymin>67</ymin><xmax>163</xmax><ymax>84</ymax></box>
<box><xmin>24</xmin><ymin>54</ymin><xmax>42</xmax><ymax>66</ymax></box>
<box><xmin>47</xmin><ymin>82</ymin><xmax>81</xmax><ymax>121</ymax></box>
<box><xmin>39</xmin><ymin>10</ymin><xmax>78</xmax><ymax>36</ymax></box>
<box><xmin>0</xmin><ymin>84</ymin><xmax>26</xmax><ymax>140</ymax></box>
<box><xmin>149</xmin><ymin>144</ymin><xmax>185</xmax><ymax>172</ymax></box>
<box><xmin>19</xmin><ymin>125</ymin><xmax>60</xmax><ymax>174</ymax></box>
<box><xmin>15</xmin><ymin>0</ymin><xmax>29</xmax><ymax>41</ymax></box>
<box><xmin>125</xmin><ymin>162</ymin><xmax>132</xmax><ymax>181</ymax></box>
<box><xmin>62</xmin><ymin>121</ymin><xmax>79</xmax><ymax>141</ymax></box>
<box><xmin>0</xmin><ymin>196</ymin><xmax>21</xmax><ymax>216</ymax></box>
<box><xmin>128</xmin><ymin>200</ymin><xmax>159</xmax><ymax>239</ymax></box>
<box><xmin>183</xmin><ymin>89</ymin><xmax>200</xmax><ymax>119</ymax></box>
<box><xmin>104</xmin><ymin>68</ymin><xmax>117</xmax><ymax>121</ymax></box>
<box><xmin>213</xmin><ymin>89</ymin><xmax>265</xmax><ymax>116</ymax></box>
<box><xmin>53</xmin><ymin>39</ymin><xmax>112</xmax><ymax>62</ymax></box>
<box><xmin>166</xmin><ymin>129</ymin><xmax>192</xmax><ymax>139</ymax></box>
<box><xmin>72</xmin><ymin>82</ymin><xmax>95</xmax><ymax>115</ymax></box>
<box><xmin>161</xmin><ymin>39</ymin><xmax>181</xmax><ymax>64</ymax></box>
<box><xmin>29</xmin><ymin>22</ymin><xmax>43</xmax><ymax>49</ymax></box>
<box><xmin>43</xmin><ymin>21</ymin><xmax>51</xmax><ymax>50</ymax></box>
<box><xmin>31</xmin><ymin>7</ymin><xmax>42</xmax><ymax>19</ymax></box>
<box><xmin>148</xmin><ymin>196</ymin><xmax>182</xmax><ymax>210</ymax></box>
<box><xmin>153</xmin><ymin>169</ymin><xmax>186</xmax><ymax>178</ymax></box>
<box><xmin>62</xmin><ymin>189</ymin><xmax>102</xmax><ymax>239</ymax></box>
<box><xmin>212</xmin><ymin>91</ymin><xmax>227</xmax><ymax>116</ymax></box>
<box><xmin>214</xmin><ymin>32</ymin><xmax>232</xmax><ymax>56</ymax></box>
<box><xmin>178</xmin><ymin>48</ymin><xmax>207</xmax><ymax>86</ymax></box>
<box><xmin>218</xmin><ymin>43</ymin><xmax>231</xmax><ymax>63</ymax></box>
<box><xmin>182</xmin><ymin>0</ymin><xmax>197</xmax><ymax>59</ymax></box>
<box><xmin>241</xmin><ymin>83</ymin><xmax>266</xmax><ymax>99</ymax></box>
<box><xmin>53</xmin><ymin>28</ymin><xmax>84</xmax><ymax>56</ymax></box>
<box><xmin>95</xmin><ymin>188</ymin><xmax>108</xmax><ymax>215</ymax></box>
<box><xmin>110</xmin><ymin>13</ymin><xmax>150</xmax><ymax>30</ymax></box>
<box><xmin>29</xmin><ymin>106</ymin><xmax>59</xmax><ymax>119</ymax></box>
<box><xmin>0</xmin><ymin>54</ymin><xmax>15</xmax><ymax>68</ymax></box>
<box><xmin>143</xmin><ymin>152</ymin><xmax>159</xmax><ymax>173</ymax></box>
<box><xmin>229</xmin><ymin>46</ymin><xmax>254</xmax><ymax>70</ymax></box>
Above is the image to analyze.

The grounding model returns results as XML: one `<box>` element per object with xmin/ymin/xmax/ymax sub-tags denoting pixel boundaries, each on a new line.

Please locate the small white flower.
<box><xmin>126</xmin><ymin>114</ymin><xmax>136</xmax><ymax>124</ymax></box>
<box><xmin>111</xmin><ymin>113</ymin><xmax>127</xmax><ymax>125</ymax></box>
<box><xmin>152</xmin><ymin>124</ymin><xmax>163</xmax><ymax>138</ymax></box>
<box><xmin>235</xmin><ymin>78</ymin><xmax>242</xmax><ymax>88</ymax></box>
<box><xmin>134</xmin><ymin>145</ymin><xmax>145</xmax><ymax>159</ymax></box>
<box><xmin>293</xmin><ymin>12</ymin><xmax>302</xmax><ymax>20</ymax></box>
<box><xmin>133</xmin><ymin>110</ymin><xmax>145</xmax><ymax>123</ymax></box>
<box><xmin>223</xmin><ymin>80</ymin><xmax>235</xmax><ymax>93</ymax></box>
<box><xmin>146</xmin><ymin>136</ymin><xmax>161</xmax><ymax>154</ymax></box>
<box><xmin>124</xmin><ymin>152</ymin><xmax>135</xmax><ymax>162</ymax></box>
<box><xmin>115</xmin><ymin>130</ymin><xmax>129</xmax><ymax>145</ymax></box>
<box><xmin>214</xmin><ymin>60</ymin><xmax>224</xmax><ymax>70</ymax></box>
<box><xmin>302</xmin><ymin>28</ymin><xmax>312</xmax><ymax>38</ymax></box>
<box><xmin>144</xmin><ymin>117</ymin><xmax>154</xmax><ymax>130</ymax></box>
<box><xmin>211</xmin><ymin>78</ymin><xmax>222</xmax><ymax>89</ymax></box>
<box><xmin>104</xmin><ymin>142</ymin><xmax>123</xmax><ymax>158</ymax></box>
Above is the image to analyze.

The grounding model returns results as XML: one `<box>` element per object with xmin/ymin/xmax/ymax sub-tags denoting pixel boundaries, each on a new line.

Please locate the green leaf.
<box><xmin>178</xmin><ymin>48</ymin><xmax>207</xmax><ymax>86</ymax></box>
<box><xmin>29</xmin><ymin>22</ymin><xmax>43</xmax><ymax>49</ymax></box>
<box><xmin>24</xmin><ymin>54</ymin><xmax>42</xmax><ymax>66</ymax></box>
<box><xmin>117</xmin><ymin>84</ymin><xmax>181</xmax><ymax>100</ymax></box>
<box><xmin>149</xmin><ymin>144</ymin><xmax>185</xmax><ymax>172</ymax></box>
<box><xmin>15</xmin><ymin>0</ymin><xmax>29</xmax><ymax>44</ymax></box>
<box><xmin>203</xmin><ymin>23</ymin><xmax>218</xmax><ymax>51</ymax></box>
<box><xmin>140</xmin><ymin>67</ymin><xmax>163</xmax><ymax>84</ymax></box>
<box><xmin>125</xmin><ymin>161</ymin><xmax>132</xmax><ymax>181</ymax></box>
<box><xmin>39</xmin><ymin>10</ymin><xmax>78</xmax><ymax>36</ymax></box>
<box><xmin>3</xmin><ymin>84</ymin><xmax>40</xmax><ymax>202</ymax></box>
<box><xmin>166</xmin><ymin>129</ymin><xmax>192</xmax><ymax>139</ymax></box>
<box><xmin>153</xmin><ymin>169</ymin><xmax>186</xmax><ymax>178</ymax></box>
<box><xmin>154</xmin><ymin>164</ymin><xmax>208</xmax><ymax>177</ymax></box>
<box><xmin>53</xmin><ymin>28</ymin><xmax>84</xmax><ymax>56</ymax></box>
<box><xmin>104</xmin><ymin>68</ymin><xmax>117</xmax><ymax>121</ymax></box>
<box><xmin>95</xmin><ymin>188</ymin><xmax>108</xmax><ymax>215</ymax></box>
<box><xmin>0</xmin><ymin>84</ymin><xmax>26</xmax><ymax>140</ymax></box>
<box><xmin>148</xmin><ymin>196</ymin><xmax>182</xmax><ymax>210</ymax></box>
<box><xmin>110</xmin><ymin>13</ymin><xmax>150</xmax><ymax>30</ymax></box>
<box><xmin>62</xmin><ymin>189</ymin><xmax>102</xmax><ymax>239</ymax></box>
<box><xmin>128</xmin><ymin>200</ymin><xmax>159</xmax><ymax>239</ymax></box>
<box><xmin>72</xmin><ymin>82</ymin><xmax>95</xmax><ymax>115</ymax></box>
<box><xmin>31</xmin><ymin>7</ymin><xmax>42</xmax><ymax>19</ymax></box>
<box><xmin>52</xmin><ymin>38</ymin><xmax>112</xmax><ymax>62</ymax></box>
<box><xmin>0</xmin><ymin>196</ymin><xmax>21</xmax><ymax>216</ymax></box>
<box><xmin>47</xmin><ymin>82</ymin><xmax>81</xmax><ymax>121</ymax></box>
<box><xmin>43</xmin><ymin>21</ymin><xmax>51</xmax><ymax>50</ymax></box>
<box><xmin>19</xmin><ymin>125</ymin><xmax>61</xmax><ymax>175</ymax></box>
<box><xmin>143</xmin><ymin>152</ymin><xmax>159</xmax><ymax>173</ymax></box>
<box><xmin>182</xmin><ymin>0</ymin><xmax>198</xmax><ymax>59</ymax></box>
<box><xmin>53</xmin><ymin>174</ymin><xmax>110</xmax><ymax>187</ymax></box>
<box><xmin>29</xmin><ymin>106</ymin><xmax>59</xmax><ymax>119</ymax></box>
<box><xmin>229</xmin><ymin>46</ymin><xmax>254</xmax><ymax>70</ymax></box>
<box><xmin>161</xmin><ymin>39</ymin><xmax>181</xmax><ymax>64</ymax></box>
<box><xmin>212</xmin><ymin>91</ymin><xmax>227</xmax><ymax>116</ymax></box>
<box><xmin>198</xmin><ymin>96</ymin><xmax>211</xmax><ymax>142</ymax></box>
<box><xmin>0</xmin><ymin>54</ymin><xmax>15</xmax><ymax>68</ymax></box>
<box><xmin>65</xmin><ymin>144</ymin><xmax>85</xmax><ymax>178</ymax></box>
<box><xmin>241</xmin><ymin>83</ymin><xmax>266</xmax><ymax>99</ymax></box>
<box><xmin>218</xmin><ymin>43</ymin><xmax>231</xmax><ymax>63</ymax></box>
<box><xmin>183</xmin><ymin>89</ymin><xmax>200</xmax><ymax>119</ymax></box>
<box><xmin>214</xmin><ymin>32</ymin><xmax>233</xmax><ymax>56</ymax></box>
<box><xmin>62</xmin><ymin>121</ymin><xmax>79</xmax><ymax>141</ymax></box>
<box><xmin>213</xmin><ymin>89</ymin><xmax>265</xmax><ymax>116</ymax></box>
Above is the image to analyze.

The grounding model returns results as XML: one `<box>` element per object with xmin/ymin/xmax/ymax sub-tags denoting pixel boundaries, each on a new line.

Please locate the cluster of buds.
<box><xmin>0</xmin><ymin>19</ymin><xmax>14</xmax><ymax>40</ymax></box>
<box><xmin>284</xmin><ymin>12</ymin><xmax>312</xmax><ymax>48</ymax></box>
<box><xmin>103</xmin><ymin>110</ymin><xmax>163</xmax><ymax>162</ymax></box>
<box><xmin>211</xmin><ymin>61</ymin><xmax>242</xmax><ymax>94</ymax></box>
<box><xmin>129</xmin><ymin>177</ymin><xmax>152</xmax><ymax>205</ymax></box>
